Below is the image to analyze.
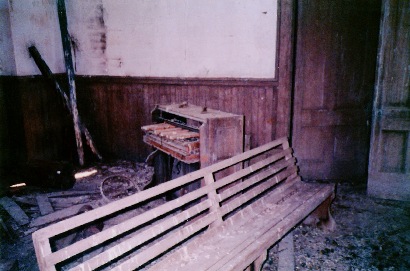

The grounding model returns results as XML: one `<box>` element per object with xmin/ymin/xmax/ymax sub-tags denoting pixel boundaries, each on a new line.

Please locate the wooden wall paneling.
<box><xmin>20</xmin><ymin>78</ymin><xmax>74</xmax><ymax>162</ymax></box>
<box><xmin>231</xmin><ymin>87</ymin><xmax>239</xmax><ymax>116</ymax></box>
<box><xmin>220</xmin><ymin>87</ymin><xmax>229</xmax><ymax>113</ymax></box>
<box><xmin>207</xmin><ymin>86</ymin><xmax>219</xmax><ymax>110</ymax></box>
<box><xmin>251</xmin><ymin>87</ymin><xmax>260</xmax><ymax>149</ymax></box>
<box><xmin>0</xmin><ymin>77</ymin><xmax>26</xmax><ymax>183</ymax></box>
<box><xmin>269</xmin><ymin>85</ymin><xmax>277</xmax><ymax>141</ymax></box>
<box><xmin>187</xmin><ymin>84</ymin><xmax>195</xmax><ymax>106</ymax></box>
<box><xmin>200</xmin><ymin>85</ymin><xmax>208</xmax><ymax>108</ymax></box>
<box><xmin>193</xmin><ymin>85</ymin><xmax>202</xmax><ymax>109</ymax></box>
<box><xmin>265</xmin><ymin>86</ymin><xmax>275</xmax><ymax>143</ymax></box>
<box><xmin>122</xmin><ymin>87</ymin><xmax>137</xmax><ymax>159</ymax></box>
<box><xmin>101</xmin><ymin>84</ymin><xmax>113</xmax><ymax>156</ymax></box>
<box><xmin>191</xmin><ymin>85</ymin><xmax>198</xmax><ymax>107</ymax></box>
<box><xmin>108</xmin><ymin>84</ymin><xmax>118</xmax><ymax>156</ymax></box>
<box><xmin>84</xmin><ymin>80</ymin><xmax>109</xmax><ymax>160</ymax></box>
<box><xmin>9</xmin><ymin>77</ymin><xmax>279</xmax><ymax>165</ymax></box>
<box><xmin>142</xmin><ymin>85</ymin><xmax>152</xmax><ymax>156</ymax></box>
<box><xmin>151</xmin><ymin>83</ymin><xmax>158</xmax><ymax>107</ymax></box>
<box><xmin>181</xmin><ymin>85</ymin><xmax>190</xmax><ymax>105</ymax></box>
<box><xmin>243</xmin><ymin>86</ymin><xmax>252</xmax><ymax>143</ymax></box>
<box><xmin>174</xmin><ymin>85</ymin><xmax>183</xmax><ymax>104</ymax></box>
<box><xmin>257</xmin><ymin>88</ymin><xmax>266</xmax><ymax>145</ymax></box>
<box><xmin>200</xmin><ymin>85</ymin><xmax>210</xmax><ymax>110</ymax></box>
<box><xmin>159</xmin><ymin>84</ymin><xmax>168</xmax><ymax>105</ymax></box>
<box><xmin>170</xmin><ymin>85</ymin><xmax>177</xmax><ymax>104</ymax></box>
<box><xmin>118</xmin><ymin>85</ymin><xmax>131</xmax><ymax>157</ymax></box>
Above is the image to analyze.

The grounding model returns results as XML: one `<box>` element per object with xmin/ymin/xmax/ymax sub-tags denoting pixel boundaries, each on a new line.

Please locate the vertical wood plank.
<box><xmin>57</xmin><ymin>0</ymin><xmax>84</xmax><ymax>165</ymax></box>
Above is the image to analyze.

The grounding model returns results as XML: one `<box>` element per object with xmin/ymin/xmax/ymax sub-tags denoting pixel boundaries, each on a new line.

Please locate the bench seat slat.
<box><xmin>148</xmin><ymin>182</ymin><xmax>334</xmax><ymax>271</ymax></box>
<box><xmin>214</xmin><ymin>184</ymin><xmax>335</xmax><ymax>271</ymax></box>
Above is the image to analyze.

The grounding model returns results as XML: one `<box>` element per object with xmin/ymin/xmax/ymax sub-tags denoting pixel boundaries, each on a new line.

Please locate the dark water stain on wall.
<box><xmin>87</xmin><ymin>1</ymin><xmax>107</xmax><ymax>72</ymax></box>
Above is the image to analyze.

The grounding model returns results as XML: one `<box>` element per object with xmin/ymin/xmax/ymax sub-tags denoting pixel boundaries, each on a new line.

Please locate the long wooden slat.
<box><xmin>112</xmin><ymin>212</ymin><xmax>218</xmax><ymax>271</ymax></box>
<box><xmin>214</xmin><ymin>184</ymin><xmax>335</xmax><ymax>271</ymax></box>
<box><xmin>219</xmin><ymin>165</ymin><xmax>298</xmax><ymax>217</ymax></box>
<box><xmin>33</xmin><ymin>170</ymin><xmax>205</xmax><ymax>240</ymax></box>
<box><xmin>44</xmin><ymin>186</ymin><xmax>214</xmax><ymax>266</ymax></box>
<box><xmin>214</xmin><ymin>148</ymin><xmax>290</xmax><ymax>190</ymax></box>
<box><xmin>147</xmin><ymin>182</ymin><xmax>329</xmax><ymax>271</ymax></box>
<box><xmin>0</xmin><ymin>197</ymin><xmax>29</xmax><ymax>226</ymax></box>
<box><xmin>69</xmin><ymin>200</ymin><xmax>212</xmax><ymax>271</ymax></box>
<box><xmin>208</xmin><ymin>184</ymin><xmax>332</xmax><ymax>271</ymax></box>
<box><xmin>218</xmin><ymin>158</ymin><xmax>296</xmax><ymax>202</ymax></box>
<box><xmin>224</xmin><ymin>173</ymin><xmax>300</xmax><ymax>227</ymax></box>
<box><xmin>36</xmin><ymin>195</ymin><xmax>54</xmax><ymax>216</ymax></box>
<box><xmin>30</xmin><ymin>201</ymin><xmax>100</xmax><ymax>228</ymax></box>
<box><xmin>57</xmin><ymin>0</ymin><xmax>84</xmax><ymax>166</ymax></box>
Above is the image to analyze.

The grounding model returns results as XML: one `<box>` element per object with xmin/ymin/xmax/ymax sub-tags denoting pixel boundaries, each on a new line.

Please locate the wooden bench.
<box><xmin>32</xmin><ymin>137</ymin><xmax>335</xmax><ymax>271</ymax></box>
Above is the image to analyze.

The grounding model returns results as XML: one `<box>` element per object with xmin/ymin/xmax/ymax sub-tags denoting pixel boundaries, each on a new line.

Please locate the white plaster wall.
<box><xmin>8</xmin><ymin>0</ymin><xmax>63</xmax><ymax>76</ymax></box>
<box><xmin>0</xmin><ymin>0</ymin><xmax>16</xmax><ymax>75</ymax></box>
<box><xmin>5</xmin><ymin>0</ymin><xmax>278</xmax><ymax>78</ymax></box>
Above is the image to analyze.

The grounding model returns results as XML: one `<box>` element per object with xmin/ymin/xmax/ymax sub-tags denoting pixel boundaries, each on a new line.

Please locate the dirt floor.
<box><xmin>1</xmin><ymin>161</ymin><xmax>409</xmax><ymax>271</ymax></box>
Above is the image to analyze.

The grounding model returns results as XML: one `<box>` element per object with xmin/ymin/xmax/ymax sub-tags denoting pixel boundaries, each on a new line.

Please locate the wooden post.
<box><xmin>204</xmin><ymin>174</ymin><xmax>223</xmax><ymax>226</ymax></box>
<box><xmin>57</xmin><ymin>0</ymin><xmax>84</xmax><ymax>166</ymax></box>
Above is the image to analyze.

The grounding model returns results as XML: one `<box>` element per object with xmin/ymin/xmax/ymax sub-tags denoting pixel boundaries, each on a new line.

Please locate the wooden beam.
<box><xmin>57</xmin><ymin>0</ymin><xmax>84</xmax><ymax>166</ymax></box>
<box><xmin>0</xmin><ymin>197</ymin><xmax>29</xmax><ymax>226</ymax></box>
<box><xmin>29</xmin><ymin>201</ymin><xmax>99</xmax><ymax>228</ymax></box>
<box><xmin>36</xmin><ymin>195</ymin><xmax>54</xmax><ymax>216</ymax></box>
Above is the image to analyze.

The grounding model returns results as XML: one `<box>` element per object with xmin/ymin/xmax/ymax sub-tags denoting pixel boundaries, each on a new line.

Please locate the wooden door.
<box><xmin>368</xmin><ymin>0</ymin><xmax>410</xmax><ymax>201</ymax></box>
<box><xmin>292</xmin><ymin>0</ymin><xmax>381</xmax><ymax>180</ymax></box>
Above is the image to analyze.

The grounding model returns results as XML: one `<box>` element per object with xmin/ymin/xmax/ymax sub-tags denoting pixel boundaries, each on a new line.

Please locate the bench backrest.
<box><xmin>32</xmin><ymin>137</ymin><xmax>298</xmax><ymax>271</ymax></box>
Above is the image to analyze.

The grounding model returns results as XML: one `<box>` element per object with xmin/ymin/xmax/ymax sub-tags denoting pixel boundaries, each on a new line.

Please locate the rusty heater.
<box><xmin>142</xmin><ymin>102</ymin><xmax>244</xmax><ymax>168</ymax></box>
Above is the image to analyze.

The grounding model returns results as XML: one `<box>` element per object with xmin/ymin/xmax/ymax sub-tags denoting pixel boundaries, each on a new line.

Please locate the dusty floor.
<box><xmin>263</xmin><ymin>182</ymin><xmax>410</xmax><ymax>271</ymax></box>
<box><xmin>1</xmin><ymin>161</ymin><xmax>409</xmax><ymax>271</ymax></box>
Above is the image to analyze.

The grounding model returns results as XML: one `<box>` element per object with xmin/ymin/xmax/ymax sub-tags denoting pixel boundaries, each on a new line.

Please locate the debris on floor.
<box><xmin>262</xmin><ymin>182</ymin><xmax>410</xmax><ymax>271</ymax></box>
<box><xmin>0</xmin><ymin>160</ymin><xmax>155</xmax><ymax>271</ymax></box>
<box><xmin>0</xmin><ymin>163</ymin><xmax>409</xmax><ymax>271</ymax></box>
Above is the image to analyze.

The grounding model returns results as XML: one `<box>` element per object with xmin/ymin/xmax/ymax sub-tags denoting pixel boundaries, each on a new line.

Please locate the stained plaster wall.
<box><xmin>1</xmin><ymin>0</ymin><xmax>278</xmax><ymax>78</ymax></box>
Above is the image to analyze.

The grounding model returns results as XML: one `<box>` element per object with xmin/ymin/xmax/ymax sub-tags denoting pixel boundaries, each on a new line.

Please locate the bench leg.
<box><xmin>303</xmin><ymin>194</ymin><xmax>336</xmax><ymax>232</ymax></box>
<box><xmin>244</xmin><ymin>250</ymin><xmax>267</xmax><ymax>271</ymax></box>
<box><xmin>278</xmin><ymin>231</ymin><xmax>295</xmax><ymax>271</ymax></box>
